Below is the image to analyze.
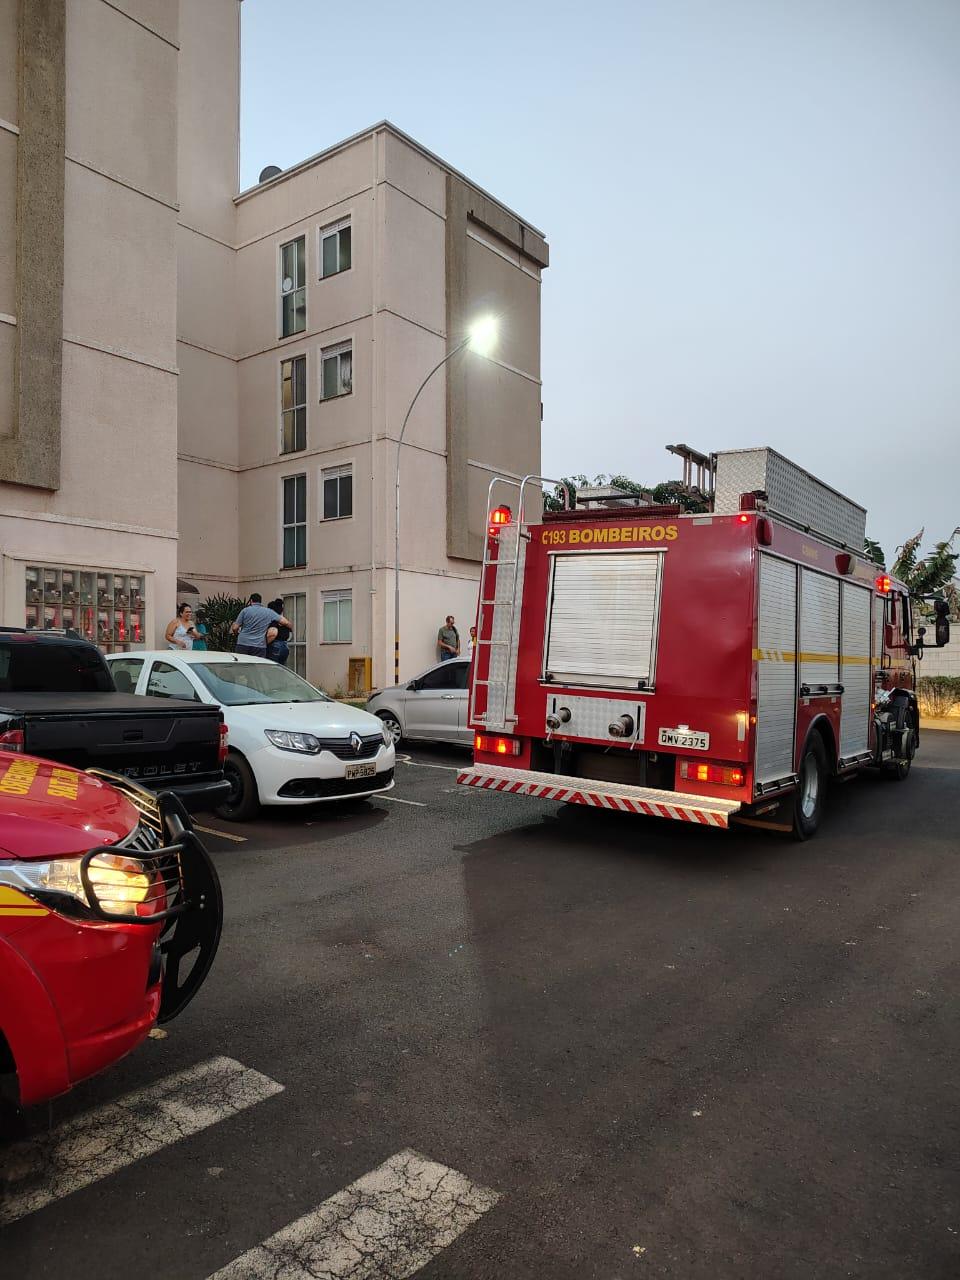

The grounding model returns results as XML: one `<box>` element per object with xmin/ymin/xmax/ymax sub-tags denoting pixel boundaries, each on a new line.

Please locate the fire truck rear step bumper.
<box><xmin>457</xmin><ymin>765</ymin><xmax>741</xmax><ymax>828</ymax></box>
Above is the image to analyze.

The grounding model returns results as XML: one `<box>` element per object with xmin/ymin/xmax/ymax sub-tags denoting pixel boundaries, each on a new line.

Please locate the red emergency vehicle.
<box><xmin>0</xmin><ymin>755</ymin><xmax>221</xmax><ymax>1126</ymax></box>
<box><xmin>461</xmin><ymin>447</ymin><xmax>950</xmax><ymax>837</ymax></box>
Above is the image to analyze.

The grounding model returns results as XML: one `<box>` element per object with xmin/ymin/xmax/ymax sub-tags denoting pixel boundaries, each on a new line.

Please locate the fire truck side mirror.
<box><xmin>935</xmin><ymin>599</ymin><xmax>951</xmax><ymax>647</ymax></box>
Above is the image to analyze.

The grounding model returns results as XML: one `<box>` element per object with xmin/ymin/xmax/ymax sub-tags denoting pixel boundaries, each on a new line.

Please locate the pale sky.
<box><xmin>241</xmin><ymin>0</ymin><xmax>959</xmax><ymax>564</ymax></box>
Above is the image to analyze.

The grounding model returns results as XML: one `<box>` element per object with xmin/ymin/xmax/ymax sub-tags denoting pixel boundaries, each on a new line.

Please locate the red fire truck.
<box><xmin>460</xmin><ymin>447</ymin><xmax>951</xmax><ymax>837</ymax></box>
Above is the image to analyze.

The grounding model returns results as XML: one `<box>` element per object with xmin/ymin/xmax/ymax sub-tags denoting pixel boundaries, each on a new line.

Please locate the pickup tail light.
<box><xmin>679</xmin><ymin>759</ymin><xmax>744</xmax><ymax>787</ymax></box>
<box><xmin>0</xmin><ymin>728</ymin><xmax>24</xmax><ymax>752</ymax></box>
<box><xmin>218</xmin><ymin>722</ymin><xmax>229</xmax><ymax>764</ymax></box>
<box><xmin>474</xmin><ymin>733</ymin><xmax>520</xmax><ymax>757</ymax></box>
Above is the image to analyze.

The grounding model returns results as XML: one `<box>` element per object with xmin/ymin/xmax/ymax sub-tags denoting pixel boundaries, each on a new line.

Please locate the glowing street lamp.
<box><xmin>393</xmin><ymin>318</ymin><xmax>498</xmax><ymax>686</ymax></box>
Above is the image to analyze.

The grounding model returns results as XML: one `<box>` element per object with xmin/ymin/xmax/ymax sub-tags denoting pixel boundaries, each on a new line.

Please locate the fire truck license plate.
<box><xmin>345</xmin><ymin>762</ymin><xmax>377</xmax><ymax>780</ymax></box>
<box><xmin>658</xmin><ymin>728</ymin><xmax>710</xmax><ymax>751</ymax></box>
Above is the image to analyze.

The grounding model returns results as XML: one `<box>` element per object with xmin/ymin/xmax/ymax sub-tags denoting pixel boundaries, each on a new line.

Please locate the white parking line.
<box><xmin>207</xmin><ymin>1149</ymin><xmax>500</xmax><ymax>1280</ymax></box>
<box><xmin>377</xmin><ymin>795</ymin><xmax>427</xmax><ymax>807</ymax></box>
<box><xmin>396</xmin><ymin>754</ymin><xmax>461</xmax><ymax>772</ymax></box>
<box><xmin>194</xmin><ymin>823</ymin><xmax>248</xmax><ymax>843</ymax></box>
<box><xmin>0</xmin><ymin>1056</ymin><xmax>283</xmax><ymax>1225</ymax></box>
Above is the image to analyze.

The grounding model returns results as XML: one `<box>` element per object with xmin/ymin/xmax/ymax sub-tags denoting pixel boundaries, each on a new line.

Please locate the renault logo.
<box><xmin>350</xmin><ymin>732</ymin><xmax>363</xmax><ymax>755</ymax></box>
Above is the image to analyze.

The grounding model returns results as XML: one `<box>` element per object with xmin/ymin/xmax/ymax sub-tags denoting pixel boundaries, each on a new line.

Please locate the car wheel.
<box><xmin>793</xmin><ymin>732</ymin><xmax>828</xmax><ymax>840</ymax></box>
<box><xmin>377</xmin><ymin>710</ymin><xmax>402</xmax><ymax>747</ymax></box>
<box><xmin>215</xmin><ymin>752</ymin><xmax>261</xmax><ymax>822</ymax></box>
<box><xmin>886</xmin><ymin>709</ymin><xmax>917</xmax><ymax>781</ymax></box>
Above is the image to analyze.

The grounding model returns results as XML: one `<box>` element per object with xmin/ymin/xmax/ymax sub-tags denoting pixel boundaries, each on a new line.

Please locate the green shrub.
<box><xmin>917</xmin><ymin>675</ymin><xmax>960</xmax><ymax>718</ymax></box>
<box><xmin>197</xmin><ymin>593</ymin><xmax>247</xmax><ymax>653</ymax></box>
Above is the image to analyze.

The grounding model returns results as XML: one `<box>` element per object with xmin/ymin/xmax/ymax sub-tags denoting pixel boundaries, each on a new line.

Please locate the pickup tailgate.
<box><xmin>6</xmin><ymin>692</ymin><xmax>221</xmax><ymax>779</ymax></box>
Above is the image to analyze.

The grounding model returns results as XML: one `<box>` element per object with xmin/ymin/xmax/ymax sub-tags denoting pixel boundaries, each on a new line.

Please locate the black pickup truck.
<box><xmin>0</xmin><ymin>629</ymin><xmax>228</xmax><ymax>811</ymax></box>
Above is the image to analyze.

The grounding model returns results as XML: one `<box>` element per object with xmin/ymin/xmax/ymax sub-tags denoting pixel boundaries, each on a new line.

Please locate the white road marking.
<box><xmin>396</xmin><ymin>753</ymin><xmax>462</xmax><ymax>772</ymax></box>
<box><xmin>207</xmin><ymin>1149</ymin><xmax>500</xmax><ymax>1280</ymax></box>
<box><xmin>377</xmin><ymin>795</ymin><xmax>427</xmax><ymax>807</ymax></box>
<box><xmin>195</xmin><ymin>823</ymin><xmax>248</xmax><ymax>843</ymax></box>
<box><xmin>0</xmin><ymin>1056</ymin><xmax>283</xmax><ymax>1225</ymax></box>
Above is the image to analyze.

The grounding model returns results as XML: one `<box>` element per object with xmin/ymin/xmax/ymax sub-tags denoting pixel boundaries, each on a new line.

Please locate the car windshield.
<box><xmin>192</xmin><ymin>662</ymin><xmax>331</xmax><ymax>706</ymax></box>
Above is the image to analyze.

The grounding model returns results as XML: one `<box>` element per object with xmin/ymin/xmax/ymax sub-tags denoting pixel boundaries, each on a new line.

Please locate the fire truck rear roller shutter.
<box><xmin>545</xmin><ymin>551</ymin><xmax>663</xmax><ymax>688</ymax></box>
<box><xmin>840</xmin><ymin>581</ymin><xmax>871</xmax><ymax>758</ymax></box>
<box><xmin>756</xmin><ymin>554</ymin><xmax>798</xmax><ymax>785</ymax></box>
<box><xmin>799</xmin><ymin>568</ymin><xmax>840</xmax><ymax>690</ymax></box>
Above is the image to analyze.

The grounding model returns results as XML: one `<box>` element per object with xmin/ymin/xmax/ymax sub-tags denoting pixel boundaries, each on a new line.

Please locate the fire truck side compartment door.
<box><xmin>799</xmin><ymin>568</ymin><xmax>840</xmax><ymax>690</ymax></box>
<box><xmin>544</xmin><ymin>551</ymin><xmax>663</xmax><ymax>688</ymax></box>
<box><xmin>756</xmin><ymin>555</ymin><xmax>798</xmax><ymax>785</ymax></box>
<box><xmin>840</xmin><ymin>582</ymin><xmax>871</xmax><ymax>757</ymax></box>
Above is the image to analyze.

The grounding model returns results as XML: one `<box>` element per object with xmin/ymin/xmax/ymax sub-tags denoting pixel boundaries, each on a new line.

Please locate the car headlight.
<box><xmin>0</xmin><ymin>853</ymin><xmax>154</xmax><ymax>920</ymax></box>
<box><xmin>264</xmin><ymin>729</ymin><xmax>321</xmax><ymax>754</ymax></box>
<box><xmin>381</xmin><ymin>722</ymin><xmax>394</xmax><ymax>748</ymax></box>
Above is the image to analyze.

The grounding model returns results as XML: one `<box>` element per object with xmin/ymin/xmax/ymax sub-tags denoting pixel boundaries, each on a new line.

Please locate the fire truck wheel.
<box><xmin>216</xmin><ymin>752</ymin><xmax>261</xmax><ymax>822</ymax></box>
<box><xmin>793</xmin><ymin>733</ymin><xmax>828</xmax><ymax>840</ymax></box>
<box><xmin>886</xmin><ymin>708</ymin><xmax>917</xmax><ymax>781</ymax></box>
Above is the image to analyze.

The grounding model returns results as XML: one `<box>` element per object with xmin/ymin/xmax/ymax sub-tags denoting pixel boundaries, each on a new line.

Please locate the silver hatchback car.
<box><xmin>366</xmin><ymin>658</ymin><xmax>472</xmax><ymax>747</ymax></box>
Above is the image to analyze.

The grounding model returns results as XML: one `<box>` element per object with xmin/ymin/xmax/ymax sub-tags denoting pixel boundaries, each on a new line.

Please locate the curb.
<box><xmin>920</xmin><ymin>718</ymin><xmax>960</xmax><ymax>733</ymax></box>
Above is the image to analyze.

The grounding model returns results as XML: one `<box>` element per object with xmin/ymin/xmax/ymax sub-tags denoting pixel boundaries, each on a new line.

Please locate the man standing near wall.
<box><xmin>437</xmin><ymin>616</ymin><xmax>460</xmax><ymax>662</ymax></box>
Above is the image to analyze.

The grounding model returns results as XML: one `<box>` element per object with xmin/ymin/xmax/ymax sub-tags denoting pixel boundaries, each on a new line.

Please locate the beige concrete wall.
<box><xmin>0</xmin><ymin>0</ymin><xmax>181</xmax><ymax>642</ymax></box>
<box><xmin>0</xmin><ymin>0</ymin><xmax>18</xmax><ymax>125</ymax></box>
<box><xmin>66</xmin><ymin>0</ymin><xmax>178</xmax><ymax>206</ymax></box>
<box><xmin>175</xmin><ymin>0</ymin><xmax>240</xmax><ymax>603</ymax></box>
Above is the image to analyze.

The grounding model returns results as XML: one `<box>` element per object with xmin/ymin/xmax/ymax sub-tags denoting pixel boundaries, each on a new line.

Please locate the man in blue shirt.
<box><xmin>231</xmin><ymin>594</ymin><xmax>291</xmax><ymax>658</ymax></box>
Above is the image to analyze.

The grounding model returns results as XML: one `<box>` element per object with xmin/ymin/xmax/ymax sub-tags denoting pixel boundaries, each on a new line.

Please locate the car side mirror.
<box><xmin>406</xmin><ymin>680</ymin><xmax>420</xmax><ymax>692</ymax></box>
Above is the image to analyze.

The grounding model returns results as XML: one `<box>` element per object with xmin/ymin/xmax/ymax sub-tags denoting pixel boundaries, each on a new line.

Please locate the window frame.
<box><xmin>282</xmin><ymin>592</ymin><xmax>308</xmax><ymax>677</ymax></box>
<box><xmin>144</xmin><ymin>660</ymin><xmax>202</xmax><ymax>702</ymax></box>
<box><xmin>279</xmin><ymin>235</ymin><xmax>306</xmax><ymax>339</ymax></box>
<box><xmin>319</xmin><ymin>340</ymin><xmax>353</xmax><ymax>401</ymax></box>
<box><xmin>321</xmin><ymin>588</ymin><xmax>352</xmax><ymax>644</ymax></box>
<box><xmin>318</xmin><ymin>216</ymin><xmax>352</xmax><ymax>279</ymax></box>
<box><xmin>320</xmin><ymin>462</ymin><xmax>353</xmax><ymax>522</ymax></box>
<box><xmin>281</xmin><ymin>473</ymin><xmax>308</xmax><ymax>570</ymax></box>
<box><xmin>279</xmin><ymin>353</ymin><xmax>307</xmax><ymax>454</ymax></box>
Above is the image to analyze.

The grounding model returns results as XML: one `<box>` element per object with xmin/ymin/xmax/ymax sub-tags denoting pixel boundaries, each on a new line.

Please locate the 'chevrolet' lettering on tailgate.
<box><xmin>541</xmin><ymin>524</ymin><xmax>678</xmax><ymax>547</ymax></box>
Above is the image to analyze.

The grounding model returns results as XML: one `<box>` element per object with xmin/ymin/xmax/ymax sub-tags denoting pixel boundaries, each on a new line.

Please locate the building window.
<box><xmin>280</xmin><ymin>355</ymin><xmax>307</xmax><ymax>453</ymax></box>
<box><xmin>320</xmin><ymin>218</ymin><xmax>351</xmax><ymax>278</ymax></box>
<box><xmin>322</xmin><ymin>464</ymin><xmax>353</xmax><ymax>520</ymax></box>
<box><xmin>25</xmin><ymin>565</ymin><xmax>146</xmax><ymax>653</ymax></box>
<box><xmin>282</xmin><ymin>474</ymin><xmax>307</xmax><ymax>568</ymax></box>
<box><xmin>282</xmin><ymin>593</ymin><xmax>307</xmax><ymax>677</ymax></box>
<box><xmin>320</xmin><ymin>341</ymin><xmax>352</xmax><ymax>400</ymax></box>
<box><xmin>280</xmin><ymin>236</ymin><xmax>306</xmax><ymax>337</ymax></box>
<box><xmin>322</xmin><ymin>589</ymin><xmax>352</xmax><ymax>643</ymax></box>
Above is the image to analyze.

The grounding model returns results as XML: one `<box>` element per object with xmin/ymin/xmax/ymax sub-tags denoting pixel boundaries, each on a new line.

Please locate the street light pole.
<box><xmin>394</xmin><ymin>337</ymin><xmax>470</xmax><ymax>688</ymax></box>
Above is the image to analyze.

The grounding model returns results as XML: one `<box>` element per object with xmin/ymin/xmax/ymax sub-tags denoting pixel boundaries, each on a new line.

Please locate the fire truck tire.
<box><xmin>215</xmin><ymin>752</ymin><xmax>261</xmax><ymax>822</ymax></box>
<box><xmin>886</xmin><ymin>707</ymin><xmax>917</xmax><ymax>782</ymax></box>
<box><xmin>793</xmin><ymin>732</ymin><xmax>828</xmax><ymax>840</ymax></box>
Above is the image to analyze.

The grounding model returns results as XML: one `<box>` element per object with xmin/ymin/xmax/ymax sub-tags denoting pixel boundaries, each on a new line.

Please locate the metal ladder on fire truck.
<box><xmin>471</xmin><ymin>474</ymin><xmax>570</xmax><ymax>734</ymax></box>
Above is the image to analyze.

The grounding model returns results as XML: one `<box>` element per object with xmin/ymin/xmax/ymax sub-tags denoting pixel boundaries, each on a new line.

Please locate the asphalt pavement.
<box><xmin>3</xmin><ymin>733</ymin><xmax>959</xmax><ymax>1278</ymax></box>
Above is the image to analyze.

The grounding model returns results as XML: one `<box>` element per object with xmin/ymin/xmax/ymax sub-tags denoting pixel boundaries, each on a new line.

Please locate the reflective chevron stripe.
<box><xmin>457</xmin><ymin>769</ymin><xmax>733</xmax><ymax>827</ymax></box>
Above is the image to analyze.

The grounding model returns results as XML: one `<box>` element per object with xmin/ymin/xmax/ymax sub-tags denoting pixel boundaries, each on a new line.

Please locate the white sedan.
<box><xmin>104</xmin><ymin>651</ymin><xmax>395</xmax><ymax>821</ymax></box>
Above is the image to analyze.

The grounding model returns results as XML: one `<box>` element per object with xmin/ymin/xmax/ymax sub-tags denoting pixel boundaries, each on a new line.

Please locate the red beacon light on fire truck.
<box><xmin>488</xmin><ymin>505</ymin><xmax>512</xmax><ymax>538</ymax></box>
<box><xmin>875</xmin><ymin>574</ymin><xmax>892</xmax><ymax>595</ymax></box>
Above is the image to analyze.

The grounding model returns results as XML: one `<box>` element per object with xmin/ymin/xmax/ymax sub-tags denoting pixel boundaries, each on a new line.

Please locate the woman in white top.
<box><xmin>165</xmin><ymin>602</ymin><xmax>196</xmax><ymax>650</ymax></box>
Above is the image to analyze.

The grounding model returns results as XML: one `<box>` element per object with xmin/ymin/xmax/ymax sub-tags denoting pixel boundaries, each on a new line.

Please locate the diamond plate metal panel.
<box><xmin>543</xmin><ymin>694</ymin><xmax>648</xmax><ymax>743</ymax></box>
<box><xmin>714</xmin><ymin>448</ymin><xmax>866</xmax><ymax>548</ymax></box>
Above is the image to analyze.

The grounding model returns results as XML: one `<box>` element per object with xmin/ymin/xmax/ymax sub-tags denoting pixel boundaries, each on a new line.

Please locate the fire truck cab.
<box><xmin>460</xmin><ymin>447</ymin><xmax>947</xmax><ymax>837</ymax></box>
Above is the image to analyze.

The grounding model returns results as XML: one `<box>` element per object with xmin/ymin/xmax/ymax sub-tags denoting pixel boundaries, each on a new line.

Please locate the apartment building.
<box><xmin>0</xmin><ymin>0</ymin><xmax>182</xmax><ymax>651</ymax></box>
<box><xmin>1</xmin><ymin>0</ymin><xmax>548</xmax><ymax>691</ymax></box>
